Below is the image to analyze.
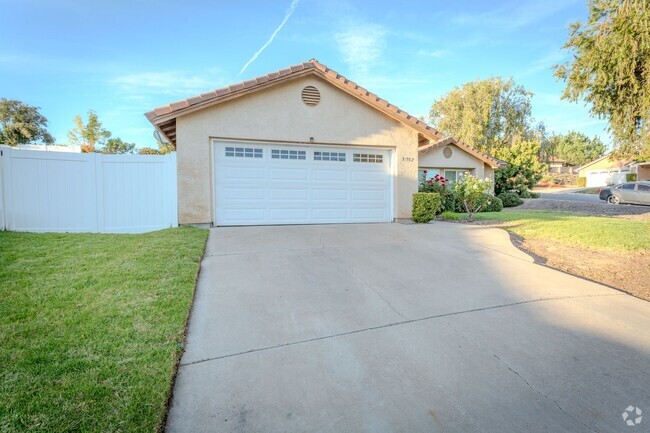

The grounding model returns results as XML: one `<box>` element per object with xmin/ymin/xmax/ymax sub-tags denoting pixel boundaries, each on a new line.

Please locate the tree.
<box><xmin>102</xmin><ymin>137</ymin><xmax>135</xmax><ymax>154</ymax></box>
<box><xmin>0</xmin><ymin>98</ymin><xmax>54</xmax><ymax>145</ymax></box>
<box><xmin>494</xmin><ymin>136</ymin><xmax>547</xmax><ymax>194</ymax></box>
<box><xmin>68</xmin><ymin>110</ymin><xmax>111</xmax><ymax>152</ymax></box>
<box><xmin>429</xmin><ymin>77</ymin><xmax>535</xmax><ymax>155</ymax></box>
<box><xmin>554</xmin><ymin>0</ymin><xmax>650</xmax><ymax>160</ymax></box>
<box><xmin>548</xmin><ymin>131</ymin><xmax>606</xmax><ymax>166</ymax></box>
<box><xmin>452</xmin><ymin>175</ymin><xmax>493</xmax><ymax>221</ymax></box>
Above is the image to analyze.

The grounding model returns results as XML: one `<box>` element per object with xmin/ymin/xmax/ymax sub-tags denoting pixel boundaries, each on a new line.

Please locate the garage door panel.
<box><xmin>312</xmin><ymin>189</ymin><xmax>348</xmax><ymax>200</ymax></box>
<box><xmin>351</xmin><ymin>190</ymin><xmax>386</xmax><ymax>201</ymax></box>
<box><xmin>222</xmin><ymin>166</ymin><xmax>265</xmax><ymax>179</ymax></box>
<box><xmin>214</xmin><ymin>141</ymin><xmax>391</xmax><ymax>226</ymax></box>
<box><xmin>270</xmin><ymin>168</ymin><xmax>309</xmax><ymax>180</ymax></box>
<box><xmin>220</xmin><ymin>188</ymin><xmax>265</xmax><ymax>200</ymax></box>
<box><xmin>312</xmin><ymin>169</ymin><xmax>348</xmax><ymax>181</ymax></box>
<box><xmin>350</xmin><ymin>171</ymin><xmax>386</xmax><ymax>182</ymax></box>
<box><xmin>270</xmin><ymin>188</ymin><xmax>309</xmax><ymax>200</ymax></box>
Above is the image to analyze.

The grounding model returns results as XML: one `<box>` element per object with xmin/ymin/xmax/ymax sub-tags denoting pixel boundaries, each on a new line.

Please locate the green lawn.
<box><xmin>464</xmin><ymin>210</ymin><xmax>649</xmax><ymax>252</ymax></box>
<box><xmin>0</xmin><ymin>227</ymin><xmax>208</xmax><ymax>432</ymax></box>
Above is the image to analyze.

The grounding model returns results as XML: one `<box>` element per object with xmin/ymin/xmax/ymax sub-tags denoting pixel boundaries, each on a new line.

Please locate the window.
<box><xmin>225</xmin><ymin>147</ymin><xmax>263</xmax><ymax>158</ymax></box>
<box><xmin>638</xmin><ymin>184</ymin><xmax>650</xmax><ymax>192</ymax></box>
<box><xmin>314</xmin><ymin>151</ymin><xmax>345</xmax><ymax>161</ymax></box>
<box><xmin>444</xmin><ymin>169</ymin><xmax>470</xmax><ymax>183</ymax></box>
<box><xmin>353</xmin><ymin>153</ymin><xmax>383</xmax><ymax>163</ymax></box>
<box><xmin>622</xmin><ymin>183</ymin><xmax>636</xmax><ymax>190</ymax></box>
<box><xmin>418</xmin><ymin>168</ymin><xmax>442</xmax><ymax>181</ymax></box>
<box><xmin>271</xmin><ymin>149</ymin><xmax>306</xmax><ymax>160</ymax></box>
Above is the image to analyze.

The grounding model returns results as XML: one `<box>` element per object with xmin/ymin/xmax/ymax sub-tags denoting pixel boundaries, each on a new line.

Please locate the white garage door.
<box><xmin>213</xmin><ymin>140</ymin><xmax>392</xmax><ymax>226</ymax></box>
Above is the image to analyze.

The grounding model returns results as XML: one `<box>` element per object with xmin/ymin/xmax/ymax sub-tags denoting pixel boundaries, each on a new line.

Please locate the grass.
<box><xmin>457</xmin><ymin>210</ymin><xmax>649</xmax><ymax>252</ymax></box>
<box><xmin>439</xmin><ymin>211</ymin><xmax>461</xmax><ymax>221</ymax></box>
<box><xmin>0</xmin><ymin>227</ymin><xmax>209</xmax><ymax>432</ymax></box>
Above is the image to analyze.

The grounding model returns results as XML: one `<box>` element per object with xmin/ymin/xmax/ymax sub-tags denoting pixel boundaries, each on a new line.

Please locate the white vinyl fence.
<box><xmin>0</xmin><ymin>145</ymin><xmax>178</xmax><ymax>233</ymax></box>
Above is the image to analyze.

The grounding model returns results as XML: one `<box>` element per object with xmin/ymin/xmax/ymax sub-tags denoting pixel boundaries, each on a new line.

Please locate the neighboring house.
<box><xmin>145</xmin><ymin>59</ymin><xmax>501</xmax><ymax>227</ymax></box>
<box><xmin>577</xmin><ymin>153</ymin><xmax>638</xmax><ymax>187</ymax></box>
<box><xmin>546</xmin><ymin>157</ymin><xmax>574</xmax><ymax>174</ymax></box>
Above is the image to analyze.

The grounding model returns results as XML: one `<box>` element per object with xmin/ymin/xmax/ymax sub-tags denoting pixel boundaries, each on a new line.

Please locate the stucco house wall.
<box><xmin>578</xmin><ymin>155</ymin><xmax>630</xmax><ymax>177</ymax></box>
<box><xmin>175</xmin><ymin>76</ymin><xmax>419</xmax><ymax>224</ymax></box>
<box><xmin>419</xmin><ymin>144</ymin><xmax>489</xmax><ymax>179</ymax></box>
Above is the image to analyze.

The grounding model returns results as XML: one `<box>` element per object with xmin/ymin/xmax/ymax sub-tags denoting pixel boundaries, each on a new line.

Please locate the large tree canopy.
<box><xmin>554</xmin><ymin>0</ymin><xmax>650</xmax><ymax>160</ymax></box>
<box><xmin>0</xmin><ymin>98</ymin><xmax>54</xmax><ymax>146</ymax></box>
<box><xmin>68</xmin><ymin>110</ymin><xmax>111</xmax><ymax>153</ymax></box>
<box><xmin>429</xmin><ymin>77</ymin><xmax>535</xmax><ymax>155</ymax></box>
<box><xmin>102</xmin><ymin>137</ymin><xmax>135</xmax><ymax>154</ymax></box>
<box><xmin>549</xmin><ymin>131</ymin><xmax>606</xmax><ymax>166</ymax></box>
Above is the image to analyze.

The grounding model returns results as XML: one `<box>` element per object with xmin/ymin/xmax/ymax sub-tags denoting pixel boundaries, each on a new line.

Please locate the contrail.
<box><xmin>239</xmin><ymin>0</ymin><xmax>300</xmax><ymax>75</ymax></box>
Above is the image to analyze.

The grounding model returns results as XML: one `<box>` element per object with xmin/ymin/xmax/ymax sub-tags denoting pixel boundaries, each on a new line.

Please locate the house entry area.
<box><xmin>212</xmin><ymin>140</ymin><xmax>393</xmax><ymax>226</ymax></box>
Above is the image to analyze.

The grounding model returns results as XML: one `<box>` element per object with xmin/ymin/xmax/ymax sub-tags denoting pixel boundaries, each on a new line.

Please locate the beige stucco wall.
<box><xmin>578</xmin><ymin>156</ymin><xmax>629</xmax><ymax>177</ymax></box>
<box><xmin>419</xmin><ymin>144</ymin><xmax>489</xmax><ymax>179</ymax></box>
<box><xmin>175</xmin><ymin>75</ymin><xmax>419</xmax><ymax>224</ymax></box>
<box><xmin>638</xmin><ymin>165</ymin><xmax>650</xmax><ymax>181</ymax></box>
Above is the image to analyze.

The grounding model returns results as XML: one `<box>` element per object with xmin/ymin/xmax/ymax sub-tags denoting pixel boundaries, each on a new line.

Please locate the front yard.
<box><xmin>449</xmin><ymin>210</ymin><xmax>650</xmax><ymax>300</ymax></box>
<box><xmin>0</xmin><ymin>228</ymin><xmax>208</xmax><ymax>432</ymax></box>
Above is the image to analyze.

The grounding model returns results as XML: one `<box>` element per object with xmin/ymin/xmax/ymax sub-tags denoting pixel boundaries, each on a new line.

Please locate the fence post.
<box><xmin>94</xmin><ymin>153</ymin><xmax>104</xmax><ymax>233</ymax></box>
<box><xmin>167</xmin><ymin>152</ymin><xmax>178</xmax><ymax>227</ymax></box>
<box><xmin>0</xmin><ymin>147</ymin><xmax>6</xmax><ymax>231</ymax></box>
<box><xmin>0</xmin><ymin>146</ymin><xmax>12</xmax><ymax>231</ymax></box>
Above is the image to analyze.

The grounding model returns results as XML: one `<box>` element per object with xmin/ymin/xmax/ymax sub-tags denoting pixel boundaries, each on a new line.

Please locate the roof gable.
<box><xmin>145</xmin><ymin>59</ymin><xmax>444</xmax><ymax>146</ymax></box>
<box><xmin>418</xmin><ymin>137</ymin><xmax>504</xmax><ymax>168</ymax></box>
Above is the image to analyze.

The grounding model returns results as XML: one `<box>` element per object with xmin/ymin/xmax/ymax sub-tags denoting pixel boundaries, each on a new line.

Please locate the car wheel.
<box><xmin>607</xmin><ymin>195</ymin><xmax>620</xmax><ymax>205</ymax></box>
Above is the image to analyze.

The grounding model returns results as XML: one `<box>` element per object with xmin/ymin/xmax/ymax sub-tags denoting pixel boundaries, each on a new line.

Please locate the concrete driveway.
<box><xmin>167</xmin><ymin>223</ymin><xmax>650</xmax><ymax>433</ymax></box>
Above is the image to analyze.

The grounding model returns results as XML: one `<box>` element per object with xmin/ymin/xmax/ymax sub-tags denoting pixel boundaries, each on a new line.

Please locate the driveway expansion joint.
<box><xmin>179</xmin><ymin>292</ymin><xmax>623</xmax><ymax>368</ymax></box>
<box><xmin>446</xmin><ymin>322</ymin><xmax>599</xmax><ymax>433</ymax></box>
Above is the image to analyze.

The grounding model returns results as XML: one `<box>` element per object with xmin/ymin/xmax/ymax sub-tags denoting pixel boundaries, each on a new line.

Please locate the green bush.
<box><xmin>626</xmin><ymin>173</ymin><xmax>637</xmax><ymax>182</ymax></box>
<box><xmin>577</xmin><ymin>176</ymin><xmax>587</xmax><ymax>187</ymax></box>
<box><xmin>498</xmin><ymin>192</ymin><xmax>524</xmax><ymax>207</ymax></box>
<box><xmin>480</xmin><ymin>194</ymin><xmax>503</xmax><ymax>212</ymax></box>
<box><xmin>519</xmin><ymin>189</ymin><xmax>540</xmax><ymax>199</ymax></box>
<box><xmin>440</xmin><ymin>211</ymin><xmax>460</xmax><ymax>221</ymax></box>
<box><xmin>412</xmin><ymin>193</ymin><xmax>442</xmax><ymax>223</ymax></box>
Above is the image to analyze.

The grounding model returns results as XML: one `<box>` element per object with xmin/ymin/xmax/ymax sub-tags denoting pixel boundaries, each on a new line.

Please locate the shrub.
<box><xmin>626</xmin><ymin>173</ymin><xmax>637</xmax><ymax>182</ymax></box>
<box><xmin>412</xmin><ymin>193</ymin><xmax>442</xmax><ymax>223</ymax></box>
<box><xmin>480</xmin><ymin>194</ymin><xmax>503</xmax><ymax>212</ymax></box>
<box><xmin>453</xmin><ymin>175</ymin><xmax>493</xmax><ymax>221</ymax></box>
<box><xmin>418</xmin><ymin>171</ymin><xmax>461</xmax><ymax>214</ymax></box>
<box><xmin>519</xmin><ymin>189</ymin><xmax>539</xmax><ymax>199</ymax></box>
<box><xmin>440</xmin><ymin>211</ymin><xmax>460</xmax><ymax>221</ymax></box>
<box><xmin>577</xmin><ymin>176</ymin><xmax>587</xmax><ymax>187</ymax></box>
<box><xmin>498</xmin><ymin>192</ymin><xmax>524</xmax><ymax>207</ymax></box>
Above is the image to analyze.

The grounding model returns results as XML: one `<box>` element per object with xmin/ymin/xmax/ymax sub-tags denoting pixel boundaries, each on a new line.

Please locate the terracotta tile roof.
<box><xmin>418</xmin><ymin>136</ymin><xmax>505</xmax><ymax>168</ymax></box>
<box><xmin>145</xmin><ymin>59</ymin><xmax>445</xmax><ymax>146</ymax></box>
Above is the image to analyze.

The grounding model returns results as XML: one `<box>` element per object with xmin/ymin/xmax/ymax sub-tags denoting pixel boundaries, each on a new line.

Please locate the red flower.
<box><xmin>423</xmin><ymin>169</ymin><xmax>428</xmax><ymax>174</ymax></box>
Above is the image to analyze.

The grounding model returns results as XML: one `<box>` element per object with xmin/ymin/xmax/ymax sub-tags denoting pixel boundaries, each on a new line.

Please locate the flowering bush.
<box><xmin>419</xmin><ymin>171</ymin><xmax>462</xmax><ymax>213</ymax></box>
<box><xmin>452</xmin><ymin>175</ymin><xmax>493</xmax><ymax>221</ymax></box>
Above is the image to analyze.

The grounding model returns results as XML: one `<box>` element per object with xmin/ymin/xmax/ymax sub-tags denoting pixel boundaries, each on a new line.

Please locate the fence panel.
<box><xmin>0</xmin><ymin>146</ymin><xmax>178</xmax><ymax>233</ymax></box>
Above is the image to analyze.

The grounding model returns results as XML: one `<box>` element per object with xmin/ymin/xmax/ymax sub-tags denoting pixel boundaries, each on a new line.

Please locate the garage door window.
<box><xmin>314</xmin><ymin>151</ymin><xmax>345</xmax><ymax>161</ymax></box>
<box><xmin>271</xmin><ymin>149</ymin><xmax>306</xmax><ymax>160</ymax></box>
<box><xmin>225</xmin><ymin>147</ymin><xmax>263</xmax><ymax>158</ymax></box>
<box><xmin>353</xmin><ymin>153</ymin><xmax>383</xmax><ymax>163</ymax></box>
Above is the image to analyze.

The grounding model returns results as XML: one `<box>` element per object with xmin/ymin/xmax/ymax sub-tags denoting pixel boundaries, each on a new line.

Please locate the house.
<box><xmin>546</xmin><ymin>157</ymin><xmax>574</xmax><ymax>174</ymax></box>
<box><xmin>145</xmin><ymin>59</ymin><xmax>502</xmax><ymax>227</ymax></box>
<box><xmin>577</xmin><ymin>153</ymin><xmax>637</xmax><ymax>187</ymax></box>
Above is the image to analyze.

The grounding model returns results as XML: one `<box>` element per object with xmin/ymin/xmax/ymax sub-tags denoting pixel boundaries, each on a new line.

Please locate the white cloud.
<box><xmin>417</xmin><ymin>49</ymin><xmax>447</xmax><ymax>58</ymax></box>
<box><xmin>335</xmin><ymin>23</ymin><xmax>387</xmax><ymax>77</ymax></box>
<box><xmin>110</xmin><ymin>71</ymin><xmax>224</xmax><ymax>96</ymax></box>
<box><xmin>239</xmin><ymin>0</ymin><xmax>300</xmax><ymax>75</ymax></box>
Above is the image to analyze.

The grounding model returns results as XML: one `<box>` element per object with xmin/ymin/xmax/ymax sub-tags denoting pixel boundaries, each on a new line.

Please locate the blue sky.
<box><xmin>0</xmin><ymin>0</ymin><xmax>609</xmax><ymax>149</ymax></box>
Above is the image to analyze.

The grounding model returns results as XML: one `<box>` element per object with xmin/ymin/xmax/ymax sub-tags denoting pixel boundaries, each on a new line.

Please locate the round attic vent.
<box><xmin>443</xmin><ymin>146</ymin><xmax>453</xmax><ymax>158</ymax></box>
<box><xmin>301</xmin><ymin>86</ymin><xmax>320</xmax><ymax>106</ymax></box>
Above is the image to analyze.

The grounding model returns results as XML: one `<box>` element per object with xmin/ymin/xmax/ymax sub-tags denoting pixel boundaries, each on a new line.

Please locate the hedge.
<box><xmin>626</xmin><ymin>173</ymin><xmax>637</xmax><ymax>182</ymax></box>
<box><xmin>412</xmin><ymin>192</ymin><xmax>442</xmax><ymax>223</ymax></box>
<box><xmin>577</xmin><ymin>176</ymin><xmax>587</xmax><ymax>187</ymax></box>
<box><xmin>498</xmin><ymin>192</ymin><xmax>524</xmax><ymax>207</ymax></box>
